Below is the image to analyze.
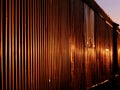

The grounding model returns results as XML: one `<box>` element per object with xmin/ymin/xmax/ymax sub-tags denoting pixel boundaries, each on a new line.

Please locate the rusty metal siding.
<box><xmin>0</xmin><ymin>0</ymin><xmax>84</xmax><ymax>90</ymax></box>
<box><xmin>95</xmin><ymin>13</ymin><xmax>113</xmax><ymax>83</ymax></box>
<box><xmin>0</xmin><ymin>0</ymin><xmax>116</xmax><ymax>90</ymax></box>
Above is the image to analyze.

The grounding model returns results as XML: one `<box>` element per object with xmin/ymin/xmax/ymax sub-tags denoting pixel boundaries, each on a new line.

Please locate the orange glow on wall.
<box><xmin>0</xmin><ymin>0</ymin><xmax>115</xmax><ymax>90</ymax></box>
<box><xmin>106</xmin><ymin>48</ymin><xmax>109</xmax><ymax>52</ymax></box>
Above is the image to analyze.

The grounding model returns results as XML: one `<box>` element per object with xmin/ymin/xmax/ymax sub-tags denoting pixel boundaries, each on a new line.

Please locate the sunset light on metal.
<box><xmin>0</xmin><ymin>0</ymin><xmax>120</xmax><ymax>90</ymax></box>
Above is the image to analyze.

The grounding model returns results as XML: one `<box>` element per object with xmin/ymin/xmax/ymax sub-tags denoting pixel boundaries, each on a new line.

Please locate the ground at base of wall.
<box><xmin>89</xmin><ymin>75</ymin><xmax>120</xmax><ymax>90</ymax></box>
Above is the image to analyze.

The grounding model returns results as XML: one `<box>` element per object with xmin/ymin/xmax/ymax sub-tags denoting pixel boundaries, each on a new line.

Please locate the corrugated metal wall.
<box><xmin>95</xmin><ymin>14</ymin><xmax>106</xmax><ymax>83</ymax></box>
<box><xmin>84</xmin><ymin>3</ymin><xmax>95</xmax><ymax>88</ymax></box>
<box><xmin>84</xmin><ymin>4</ymin><xmax>113</xmax><ymax>89</ymax></box>
<box><xmin>0</xmin><ymin>0</ymin><xmax>116</xmax><ymax>90</ymax></box>
<box><xmin>0</xmin><ymin>0</ymin><xmax>85</xmax><ymax>90</ymax></box>
<box><xmin>95</xmin><ymin>13</ymin><xmax>113</xmax><ymax>83</ymax></box>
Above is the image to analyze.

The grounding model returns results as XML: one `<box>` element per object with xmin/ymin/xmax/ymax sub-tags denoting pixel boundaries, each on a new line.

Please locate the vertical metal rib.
<box><xmin>33</xmin><ymin>0</ymin><xmax>35</xmax><ymax>89</ymax></box>
<box><xmin>30</xmin><ymin>0</ymin><xmax>33</xmax><ymax>89</ymax></box>
<box><xmin>1</xmin><ymin>0</ymin><xmax>3</xmax><ymax>89</ymax></box>
<box><xmin>27</xmin><ymin>0</ymin><xmax>30</xmax><ymax>89</ymax></box>
<box><xmin>0</xmin><ymin>0</ymin><xmax>1</xmax><ymax>88</ymax></box>
<box><xmin>15</xmin><ymin>0</ymin><xmax>19</xmax><ymax>89</ymax></box>
<box><xmin>22</xmin><ymin>0</ymin><xmax>25</xmax><ymax>89</ymax></box>
<box><xmin>37</xmin><ymin>0</ymin><xmax>40</xmax><ymax>89</ymax></box>
<box><xmin>5</xmin><ymin>0</ymin><xmax>8</xmax><ymax>89</ymax></box>
<box><xmin>35</xmin><ymin>0</ymin><xmax>37</xmax><ymax>89</ymax></box>
<box><xmin>18</xmin><ymin>0</ymin><xmax>22</xmax><ymax>89</ymax></box>
<box><xmin>24</xmin><ymin>0</ymin><xmax>28</xmax><ymax>89</ymax></box>
<box><xmin>39</xmin><ymin>0</ymin><xmax>42</xmax><ymax>89</ymax></box>
<box><xmin>11</xmin><ymin>0</ymin><xmax>14</xmax><ymax>89</ymax></box>
<box><xmin>18</xmin><ymin>0</ymin><xmax>22</xmax><ymax>90</ymax></box>
<box><xmin>8</xmin><ymin>0</ymin><xmax>12</xmax><ymax>89</ymax></box>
